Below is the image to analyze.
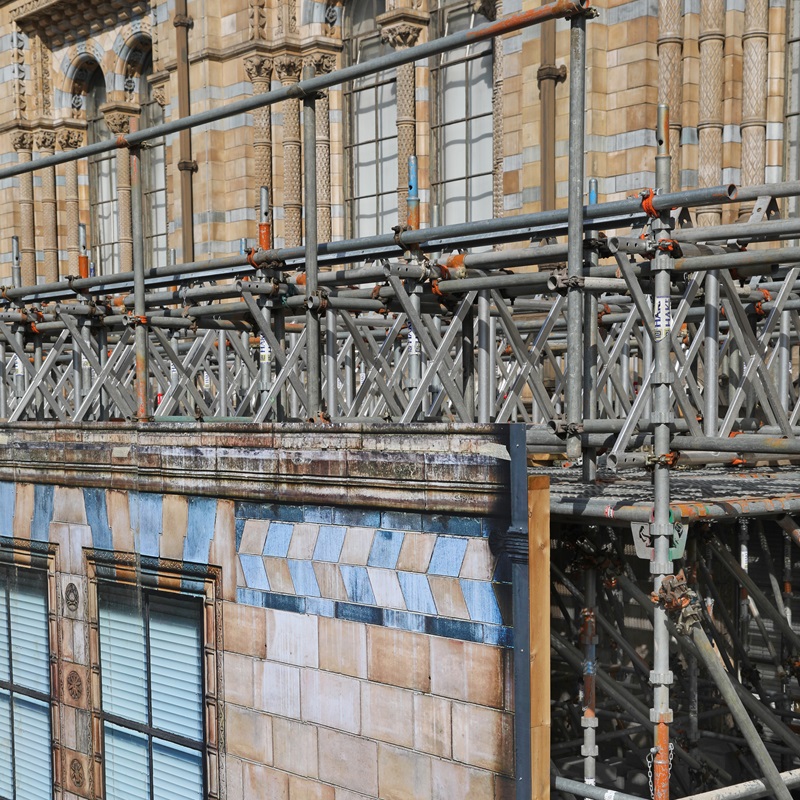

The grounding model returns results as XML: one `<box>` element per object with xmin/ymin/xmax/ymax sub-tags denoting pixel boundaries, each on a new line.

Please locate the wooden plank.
<box><xmin>528</xmin><ymin>475</ymin><xmax>550</xmax><ymax>800</ymax></box>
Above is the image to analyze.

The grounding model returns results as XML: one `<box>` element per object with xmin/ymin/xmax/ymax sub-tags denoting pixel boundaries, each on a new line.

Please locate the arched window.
<box><xmin>85</xmin><ymin>65</ymin><xmax>120</xmax><ymax>275</ymax></box>
<box><xmin>344</xmin><ymin>0</ymin><xmax>398</xmax><ymax>238</ymax></box>
<box><xmin>139</xmin><ymin>53</ymin><xmax>168</xmax><ymax>268</ymax></box>
<box><xmin>431</xmin><ymin>0</ymin><xmax>493</xmax><ymax>225</ymax></box>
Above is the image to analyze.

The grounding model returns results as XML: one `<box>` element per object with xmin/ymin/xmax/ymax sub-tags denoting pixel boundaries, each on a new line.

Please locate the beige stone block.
<box><xmin>313</xmin><ymin>562</ymin><xmax>348</xmax><ymax>601</ymax></box>
<box><xmin>431</xmin><ymin>638</ymin><xmax>503</xmax><ymax>708</ymax></box>
<box><xmin>377</xmin><ymin>744</ymin><xmax>431</xmax><ymax>800</ymax></box>
<box><xmin>366</xmin><ymin>568</ymin><xmax>405</xmax><ymax>610</ymax></box>
<box><xmin>288</xmin><ymin>523</ymin><xmax>320</xmax><ymax>559</ymax></box>
<box><xmin>13</xmin><ymin>483</ymin><xmax>34</xmax><ymax>539</ymax></box>
<box><xmin>360</xmin><ymin>682</ymin><xmax>413</xmax><ymax>748</ymax></box>
<box><xmin>333</xmin><ymin>791</ymin><xmax>371</xmax><ymax>800</ymax></box>
<box><xmin>241</xmin><ymin>519</ymin><xmax>270</xmax><ymax>554</ymax></box>
<box><xmin>224</xmin><ymin>651</ymin><xmax>255</xmax><ymax>707</ymax></box>
<box><xmin>265</xmin><ymin>557</ymin><xmax>296</xmax><ymax>595</ymax></box>
<box><xmin>210</xmin><ymin>500</ymin><xmax>238</xmax><ymax>602</ymax></box>
<box><xmin>318</xmin><ymin>729</ymin><xmax>378</xmax><ymax>796</ymax></box>
<box><xmin>223</xmin><ymin>600</ymin><xmax>267</xmax><ymax>657</ymax></box>
<box><xmin>52</xmin><ymin>487</ymin><xmax>87</xmax><ymax>525</ymax></box>
<box><xmin>226</xmin><ymin>756</ymin><xmax>244</xmax><ymax>800</ymax></box>
<box><xmin>266</xmin><ymin>609</ymin><xmax>319</xmax><ymax>667</ymax></box>
<box><xmin>459</xmin><ymin>539</ymin><xmax>494</xmax><ymax>581</ymax></box>
<box><xmin>339</xmin><ymin>527</ymin><xmax>374</xmax><ymax>565</ymax></box>
<box><xmin>494</xmin><ymin>775</ymin><xmax>515</xmax><ymax>800</ymax></box>
<box><xmin>432</xmin><ymin>761</ymin><xmax>493</xmax><ymax>799</ymax></box>
<box><xmin>243</xmin><ymin>763</ymin><xmax>289</xmax><ymax>800</ymax></box>
<box><xmin>367</xmin><ymin>627</ymin><xmax>430</xmax><ymax>692</ymax></box>
<box><xmin>451</xmin><ymin>703</ymin><xmax>513</xmax><ymax>775</ymax></box>
<box><xmin>161</xmin><ymin>494</ymin><xmax>188</xmax><ymax>559</ymax></box>
<box><xmin>428</xmin><ymin>576</ymin><xmax>470</xmax><ymax>620</ymax></box>
<box><xmin>254</xmin><ymin>660</ymin><xmax>301</xmax><ymax>719</ymax></box>
<box><xmin>319</xmin><ymin>617</ymin><xmax>367</xmax><ymax>678</ymax></box>
<box><xmin>68</xmin><ymin>525</ymin><xmax>93</xmax><ymax>575</ymax></box>
<box><xmin>288</xmin><ymin>775</ymin><xmax>334</xmax><ymax>800</ymax></box>
<box><xmin>273</xmin><ymin>716</ymin><xmax>318</xmax><ymax>778</ymax></box>
<box><xmin>413</xmin><ymin>694</ymin><xmax>451</xmax><ymax>759</ymax></box>
<box><xmin>300</xmin><ymin>669</ymin><xmax>361</xmax><ymax>734</ymax></box>
<box><xmin>226</xmin><ymin>703</ymin><xmax>273</xmax><ymax>764</ymax></box>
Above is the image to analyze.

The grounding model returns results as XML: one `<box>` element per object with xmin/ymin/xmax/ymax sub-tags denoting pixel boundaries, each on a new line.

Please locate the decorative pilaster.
<box><xmin>35</xmin><ymin>130</ymin><xmax>58</xmax><ymax>284</ymax></box>
<box><xmin>12</xmin><ymin>131</ymin><xmax>35</xmax><ymax>286</ymax></box>
<box><xmin>380</xmin><ymin>16</ymin><xmax>425</xmax><ymax>226</ymax></box>
<box><xmin>305</xmin><ymin>52</ymin><xmax>337</xmax><ymax>242</ymax></box>
<box><xmin>245</xmin><ymin>55</ymin><xmax>274</xmax><ymax>224</ymax></box>
<box><xmin>11</xmin><ymin>26</ymin><xmax>26</xmax><ymax>120</ymax></box>
<box><xmin>491</xmin><ymin>0</ymin><xmax>503</xmax><ymax>219</ymax></box>
<box><xmin>104</xmin><ymin>112</ymin><xmax>134</xmax><ymax>273</ymax></box>
<box><xmin>697</xmin><ymin>0</ymin><xmax>724</xmax><ymax>227</ymax></box>
<box><xmin>741</xmin><ymin>0</ymin><xmax>768</xmax><ymax>193</ymax></box>
<box><xmin>58</xmin><ymin>129</ymin><xmax>85</xmax><ymax>277</ymax></box>
<box><xmin>658</xmin><ymin>0</ymin><xmax>683</xmax><ymax>192</ymax></box>
<box><xmin>276</xmin><ymin>55</ymin><xmax>303</xmax><ymax>247</ymax></box>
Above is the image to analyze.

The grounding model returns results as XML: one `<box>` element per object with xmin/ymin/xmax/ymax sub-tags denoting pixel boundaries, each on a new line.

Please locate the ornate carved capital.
<box><xmin>245</xmin><ymin>55</ymin><xmax>273</xmax><ymax>84</ymax></box>
<box><xmin>303</xmin><ymin>52</ymin><xmax>337</xmax><ymax>76</ymax></box>
<box><xmin>57</xmin><ymin>129</ymin><xmax>85</xmax><ymax>150</ymax></box>
<box><xmin>380</xmin><ymin>21</ymin><xmax>423</xmax><ymax>50</ymax></box>
<box><xmin>11</xmin><ymin>130</ymin><xmax>33</xmax><ymax>151</ymax></box>
<box><xmin>274</xmin><ymin>55</ymin><xmax>302</xmax><ymax>83</ymax></box>
<box><xmin>104</xmin><ymin>112</ymin><xmax>131</xmax><ymax>135</ymax></box>
<box><xmin>472</xmin><ymin>0</ymin><xmax>497</xmax><ymax>21</ymax></box>
<box><xmin>152</xmin><ymin>84</ymin><xmax>167</xmax><ymax>108</ymax></box>
<box><xmin>34</xmin><ymin>130</ymin><xmax>56</xmax><ymax>151</ymax></box>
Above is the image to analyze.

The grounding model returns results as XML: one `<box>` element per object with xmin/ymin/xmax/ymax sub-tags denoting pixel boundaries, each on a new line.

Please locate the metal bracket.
<box><xmin>631</xmin><ymin>520</ymin><xmax>688</xmax><ymax>561</ymax></box>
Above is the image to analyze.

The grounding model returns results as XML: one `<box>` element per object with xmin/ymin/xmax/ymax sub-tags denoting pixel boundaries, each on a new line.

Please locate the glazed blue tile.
<box><xmin>83</xmin><ymin>488</ymin><xmax>112</xmax><ymax>550</ymax></box>
<box><xmin>235</xmin><ymin>518</ymin><xmax>246</xmax><ymax>551</ymax></box>
<box><xmin>263</xmin><ymin>522</ymin><xmax>294</xmax><ymax>557</ymax></box>
<box><xmin>240</xmin><ymin>555</ymin><xmax>270</xmax><ymax>590</ymax></box>
<box><xmin>426</xmin><ymin>616</ymin><xmax>483</xmax><ymax>643</ymax></box>
<box><xmin>0</xmin><ymin>483</ymin><xmax>15</xmax><ymax>536</ymax></box>
<box><xmin>313</xmin><ymin>525</ymin><xmax>347</xmax><ymax>562</ymax></box>
<box><xmin>339</xmin><ymin>565</ymin><xmax>376</xmax><ymax>605</ymax></box>
<box><xmin>481</xmin><ymin>517</ymin><xmax>509</xmax><ymax>538</ymax></box>
<box><xmin>460</xmin><ymin>579</ymin><xmax>503</xmax><ymax>624</ymax></box>
<box><xmin>263</xmin><ymin>592</ymin><xmax>306</xmax><ymax>614</ymax></box>
<box><xmin>367</xmin><ymin>530</ymin><xmax>405</xmax><ymax>569</ymax></box>
<box><xmin>273</xmin><ymin>504</ymin><xmax>304</xmax><ymax>522</ymax></box>
<box><xmin>303</xmin><ymin>505</ymin><xmax>333</xmax><ymax>524</ymax></box>
<box><xmin>336</xmin><ymin>601</ymin><xmax>382</xmax><ymax>626</ymax></box>
<box><xmin>30</xmin><ymin>485</ymin><xmax>54</xmax><ymax>542</ymax></box>
<box><xmin>181</xmin><ymin>578</ymin><xmax>206</xmax><ymax>594</ymax></box>
<box><xmin>397</xmin><ymin>572</ymin><xmax>437</xmax><ymax>615</ymax></box>
<box><xmin>184</xmin><ymin>497</ymin><xmax>217</xmax><ymax>564</ymax></box>
<box><xmin>380</xmin><ymin>511</ymin><xmax>422</xmax><ymax>531</ymax></box>
<box><xmin>288</xmin><ymin>559</ymin><xmax>321</xmax><ymax>597</ymax></box>
<box><xmin>483</xmin><ymin>625</ymin><xmax>514</xmax><ymax>648</ymax></box>
<box><xmin>427</xmin><ymin>536</ymin><xmax>468</xmax><ymax>577</ymax></box>
<box><xmin>237</xmin><ymin>587</ymin><xmax>267</xmax><ymax>607</ymax></box>
<box><xmin>422</xmin><ymin>515</ymin><xmax>482</xmax><ymax>537</ymax></box>
<box><xmin>383</xmin><ymin>609</ymin><xmax>427</xmax><ymax>633</ymax></box>
<box><xmin>130</xmin><ymin>492</ymin><xmax>163</xmax><ymax>558</ymax></box>
<box><xmin>235</xmin><ymin>502</ymin><xmax>303</xmax><ymax>523</ymax></box>
<box><xmin>305</xmin><ymin>597</ymin><xmax>336</xmax><ymax>618</ymax></box>
<box><xmin>332</xmin><ymin>508</ymin><xmax>381</xmax><ymax>527</ymax></box>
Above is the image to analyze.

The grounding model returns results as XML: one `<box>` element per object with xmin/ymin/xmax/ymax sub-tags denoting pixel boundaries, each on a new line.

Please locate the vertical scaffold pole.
<box><xmin>582</xmin><ymin>177</ymin><xmax>599</xmax><ymax>481</ymax></box>
<box><xmin>131</xmin><ymin>145</ymin><xmax>149</xmax><ymax>421</ymax></box>
<box><xmin>651</xmin><ymin>104</ymin><xmax>674</xmax><ymax>800</ymax></box>
<box><xmin>566</xmin><ymin>10</ymin><xmax>587</xmax><ymax>461</ymax></box>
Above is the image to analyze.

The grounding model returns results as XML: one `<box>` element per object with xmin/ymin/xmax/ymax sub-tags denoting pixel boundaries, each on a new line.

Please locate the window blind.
<box><xmin>9</xmin><ymin>580</ymin><xmax>50</xmax><ymax>694</ymax></box>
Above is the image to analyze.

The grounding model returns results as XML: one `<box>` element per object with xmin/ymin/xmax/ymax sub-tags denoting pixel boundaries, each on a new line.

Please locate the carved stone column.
<box><xmin>491</xmin><ymin>1</ymin><xmax>503</xmax><ymax>219</ymax></box>
<box><xmin>741</xmin><ymin>0</ymin><xmax>768</xmax><ymax>194</ymax></box>
<box><xmin>36</xmin><ymin>130</ymin><xmax>58</xmax><ymax>283</ymax></box>
<box><xmin>244</xmin><ymin>55</ymin><xmax>273</xmax><ymax>222</ymax></box>
<box><xmin>57</xmin><ymin>129</ymin><xmax>85</xmax><ymax>277</ymax></box>
<box><xmin>12</xmin><ymin>131</ymin><xmax>36</xmax><ymax>286</ymax></box>
<box><xmin>658</xmin><ymin>0</ymin><xmax>683</xmax><ymax>192</ymax></box>
<box><xmin>697</xmin><ymin>0</ymin><xmax>724</xmax><ymax>227</ymax></box>
<box><xmin>380</xmin><ymin>18</ymin><xmax>424</xmax><ymax>227</ymax></box>
<box><xmin>305</xmin><ymin>52</ymin><xmax>337</xmax><ymax>242</ymax></box>
<box><xmin>104</xmin><ymin>111</ymin><xmax>134</xmax><ymax>272</ymax></box>
<box><xmin>276</xmin><ymin>55</ymin><xmax>303</xmax><ymax>247</ymax></box>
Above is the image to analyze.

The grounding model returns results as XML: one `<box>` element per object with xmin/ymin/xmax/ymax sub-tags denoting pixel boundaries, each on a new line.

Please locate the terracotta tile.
<box><xmin>313</xmin><ymin>561</ymin><xmax>348</xmax><ymax>601</ymax></box>
<box><xmin>225</xmin><ymin>703</ymin><xmax>273</xmax><ymax>764</ymax></box>
<box><xmin>266</xmin><ymin>608</ymin><xmax>318</xmax><ymax>667</ymax></box>
<box><xmin>240</xmin><ymin>518</ymin><xmax>270</xmax><ymax>554</ymax></box>
<box><xmin>452</xmin><ymin>703</ymin><xmax>514</xmax><ymax>776</ymax></box>
<box><xmin>160</xmin><ymin>494</ymin><xmax>188</xmax><ymax>560</ymax></box>
<box><xmin>223</xmin><ymin>600</ymin><xmax>267</xmax><ymax>657</ymax></box>
<box><xmin>318</xmin><ymin>616</ymin><xmax>367</xmax><ymax>678</ymax></box>
<box><xmin>377</xmin><ymin>743</ymin><xmax>431</xmax><ymax>800</ymax></box>
<box><xmin>264</xmin><ymin>557</ymin><xmax>296</xmax><ymax>594</ymax></box>
<box><xmin>430</xmin><ymin>637</ymin><xmax>504</xmax><ymax>708</ymax></box>
<box><xmin>300</xmin><ymin>669</ymin><xmax>361</xmax><ymax>734</ymax></box>
<box><xmin>288</xmin><ymin>523</ymin><xmax>320</xmax><ymax>559</ymax></box>
<box><xmin>413</xmin><ymin>694</ymin><xmax>451</xmax><ymax>759</ymax></box>
<box><xmin>242</xmin><ymin>763</ymin><xmax>288</xmax><ymax>800</ymax></box>
<box><xmin>361</xmin><ymin>682</ymin><xmax>413</xmax><ymax>747</ymax></box>
<box><xmin>428</xmin><ymin>576</ymin><xmax>470</xmax><ymax>620</ymax></box>
<box><xmin>367</xmin><ymin>627</ymin><xmax>430</xmax><ymax>692</ymax></box>
<box><xmin>273</xmin><ymin>717</ymin><xmax>318</xmax><ymax>779</ymax></box>
<box><xmin>210</xmin><ymin>500</ymin><xmax>237</xmax><ymax>601</ymax></box>
<box><xmin>288</xmin><ymin>775</ymin><xmax>334</xmax><ymax>800</ymax></box>
<box><xmin>318</xmin><ymin>729</ymin><xmax>377</xmax><ymax>796</ymax></box>
<box><xmin>396</xmin><ymin>533</ymin><xmax>435</xmax><ymax>573</ymax></box>
<box><xmin>432</xmin><ymin>761</ymin><xmax>493</xmax><ymax>800</ymax></box>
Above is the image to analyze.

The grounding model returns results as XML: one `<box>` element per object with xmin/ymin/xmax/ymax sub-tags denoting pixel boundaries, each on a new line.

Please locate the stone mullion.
<box><xmin>105</xmin><ymin>114</ymin><xmax>133</xmax><ymax>273</ymax></box>
<box><xmin>57</xmin><ymin>130</ymin><xmax>85</xmax><ymax>277</ymax></box>
<box><xmin>276</xmin><ymin>56</ymin><xmax>303</xmax><ymax>248</ymax></box>
<box><xmin>741</xmin><ymin>0</ymin><xmax>768</xmax><ymax>194</ymax></box>
<box><xmin>36</xmin><ymin>131</ymin><xmax>58</xmax><ymax>284</ymax></box>
<box><xmin>244</xmin><ymin>56</ymin><xmax>274</xmax><ymax>226</ymax></box>
<box><xmin>697</xmin><ymin>0</ymin><xmax>724</xmax><ymax>227</ymax></box>
<box><xmin>12</xmin><ymin>132</ymin><xmax>36</xmax><ymax>286</ymax></box>
<box><xmin>658</xmin><ymin>0</ymin><xmax>683</xmax><ymax>192</ymax></box>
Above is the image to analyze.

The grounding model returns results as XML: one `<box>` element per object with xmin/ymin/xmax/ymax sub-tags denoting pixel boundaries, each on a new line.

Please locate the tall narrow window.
<box><xmin>431</xmin><ymin>0</ymin><xmax>493</xmax><ymax>225</ymax></box>
<box><xmin>86</xmin><ymin>66</ymin><xmax>120</xmax><ymax>275</ymax></box>
<box><xmin>140</xmin><ymin>55</ymin><xmax>168</xmax><ymax>269</ymax></box>
<box><xmin>345</xmin><ymin>0</ymin><xmax>398</xmax><ymax>238</ymax></box>
<box><xmin>98</xmin><ymin>586</ymin><xmax>204</xmax><ymax>800</ymax></box>
<box><xmin>0</xmin><ymin>568</ymin><xmax>52</xmax><ymax>800</ymax></box>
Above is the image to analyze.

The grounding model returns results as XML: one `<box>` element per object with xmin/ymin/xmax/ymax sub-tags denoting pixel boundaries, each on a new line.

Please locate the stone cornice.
<box><xmin>0</xmin><ymin>423</ymin><xmax>510</xmax><ymax>516</ymax></box>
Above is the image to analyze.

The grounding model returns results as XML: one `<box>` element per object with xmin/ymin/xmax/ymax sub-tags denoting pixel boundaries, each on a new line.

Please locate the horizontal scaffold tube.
<box><xmin>552</xmin><ymin>776</ymin><xmax>647</xmax><ymax>800</ymax></box>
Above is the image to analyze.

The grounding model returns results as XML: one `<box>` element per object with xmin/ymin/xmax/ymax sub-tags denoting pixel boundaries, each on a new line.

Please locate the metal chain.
<box><xmin>669</xmin><ymin>741</ymin><xmax>675</xmax><ymax>776</ymax></box>
<box><xmin>647</xmin><ymin>747</ymin><xmax>656</xmax><ymax>799</ymax></box>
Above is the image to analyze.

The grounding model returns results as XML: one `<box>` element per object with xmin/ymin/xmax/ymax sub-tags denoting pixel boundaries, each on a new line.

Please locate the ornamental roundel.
<box><xmin>65</xmin><ymin>582</ymin><xmax>80</xmax><ymax>611</ymax></box>
<box><xmin>66</xmin><ymin>670</ymin><xmax>83</xmax><ymax>701</ymax></box>
<box><xmin>70</xmin><ymin>758</ymin><xmax>85</xmax><ymax>788</ymax></box>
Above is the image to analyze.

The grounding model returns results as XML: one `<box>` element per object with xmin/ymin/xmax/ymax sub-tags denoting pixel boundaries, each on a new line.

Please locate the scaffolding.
<box><xmin>3</xmin><ymin>1</ymin><xmax>800</xmax><ymax>798</ymax></box>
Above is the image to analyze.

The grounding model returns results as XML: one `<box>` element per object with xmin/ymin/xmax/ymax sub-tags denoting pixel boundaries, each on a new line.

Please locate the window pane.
<box><xmin>376</xmin><ymin>82</ymin><xmax>396</xmax><ymax>137</ymax></box>
<box><xmin>378</xmin><ymin>138</ymin><xmax>397</xmax><ymax>197</ymax></box>
<box><xmin>469</xmin><ymin>54</ymin><xmax>493</xmax><ymax>115</ymax></box>
<box><xmin>354</xmin><ymin>88</ymin><xmax>376</xmax><ymax>141</ymax></box>
<box><xmin>355</xmin><ymin>198</ymin><xmax>377</xmax><ymax>237</ymax></box>
<box><xmin>0</xmin><ymin>690</ymin><xmax>11</xmax><ymax>799</ymax></box>
<box><xmin>10</xmin><ymin>576</ymin><xmax>50</xmax><ymax>693</ymax></box>
<box><xmin>149</xmin><ymin>599</ymin><xmax>203</xmax><ymax>741</ymax></box>
<box><xmin>13</xmin><ymin>694</ymin><xmax>51</xmax><ymax>800</ymax></box>
<box><xmin>443</xmin><ymin>122</ymin><xmax>468</xmax><ymax>180</ymax></box>
<box><xmin>353</xmin><ymin>143</ymin><xmax>377</xmax><ymax>198</ymax></box>
<box><xmin>152</xmin><ymin>740</ymin><xmax>203</xmax><ymax>800</ymax></box>
<box><xmin>0</xmin><ymin>583</ymin><xmax>8</xmax><ymax>682</ymax></box>
<box><xmin>99</xmin><ymin>590</ymin><xmax>147</xmax><ymax>724</ymax></box>
<box><xmin>469</xmin><ymin>114</ymin><xmax>493</xmax><ymax>175</ymax></box>
<box><xmin>443</xmin><ymin>62</ymin><xmax>466</xmax><ymax>118</ymax></box>
<box><xmin>105</xmin><ymin>723</ymin><xmax>149</xmax><ymax>800</ymax></box>
<box><xmin>379</xmin><ymin>193</ymin><xmax>398</xmax><ymax>230</ymax></box>
<box><xmin>469</xmin><ymin>174</ymin><xmax>494</xmax><ymax>222</ymax></box>
<box><xmin>443</xmin><ymin>179</ymin><xmax>467</xmax><ymax>226</ymax></box>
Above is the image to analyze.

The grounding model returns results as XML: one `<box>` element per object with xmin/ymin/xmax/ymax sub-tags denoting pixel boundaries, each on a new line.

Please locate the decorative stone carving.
<box><xmin>303</xmin><ymin>52</ymin><xmax>336</xmax><ymax>75</ymax></box>
<box><xmin>11</xmin><ymin>27</ymin><xmax>26</xmax><ymax>120</ymax></box>
<box><xmin>249</xmin><ymin>0</ymin><xmax>266</xmax><ymax>40</ymax></box>
<box><xmin>472</xmin><ymin>0</ymin><xmax>497</xmax><ymax>21</ymax></box>
<box><xmin>104</xmin><ymin>112</ymin><xmax>131</xmax><ymax>135</ymax></box>
<box><xmin>244</xmin><ymin>54</ymin><xmax>273</xmax><ymax>84</ymax></box>
<box><xmin>70</xmin><ymin>759</ymin><xmax>85</xmax><ymax>789</ymax></box>
<box><xmin>35</xmin><ymin>129</ymin><xmax>55</xmax><ymax>151</ymax></box>
<box><xmin>66</xmin><ymin>670</ymin><xmax>83</xmax><ymax>700</ymax></box>
<box><xmin>275</xmin><ymin>55</ymin><xmax>302</xmax><ymax>83</ymax></box>
<box><xmin>64</xmin><ymin>581</ymin><xmax>80</xmax><ymax>609</ymax></box>
<box><xmin>11</xmin><ymin>131</ymin><xmax>33</xmax><ymax>151</ymax></box>
<box><xmin>152</xmin><ymin>84</ymin><xmax>167</xmax><ymax>107</ymax></box>
<box><xmin>380</xmin><ymin>22</ymin><xmax>422</xmax><ymax>50</ymax></box>
<box><xmin>324</xmin><ymin>0</ymin><xmax>341</xmax><ymax>35</ymax></box>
